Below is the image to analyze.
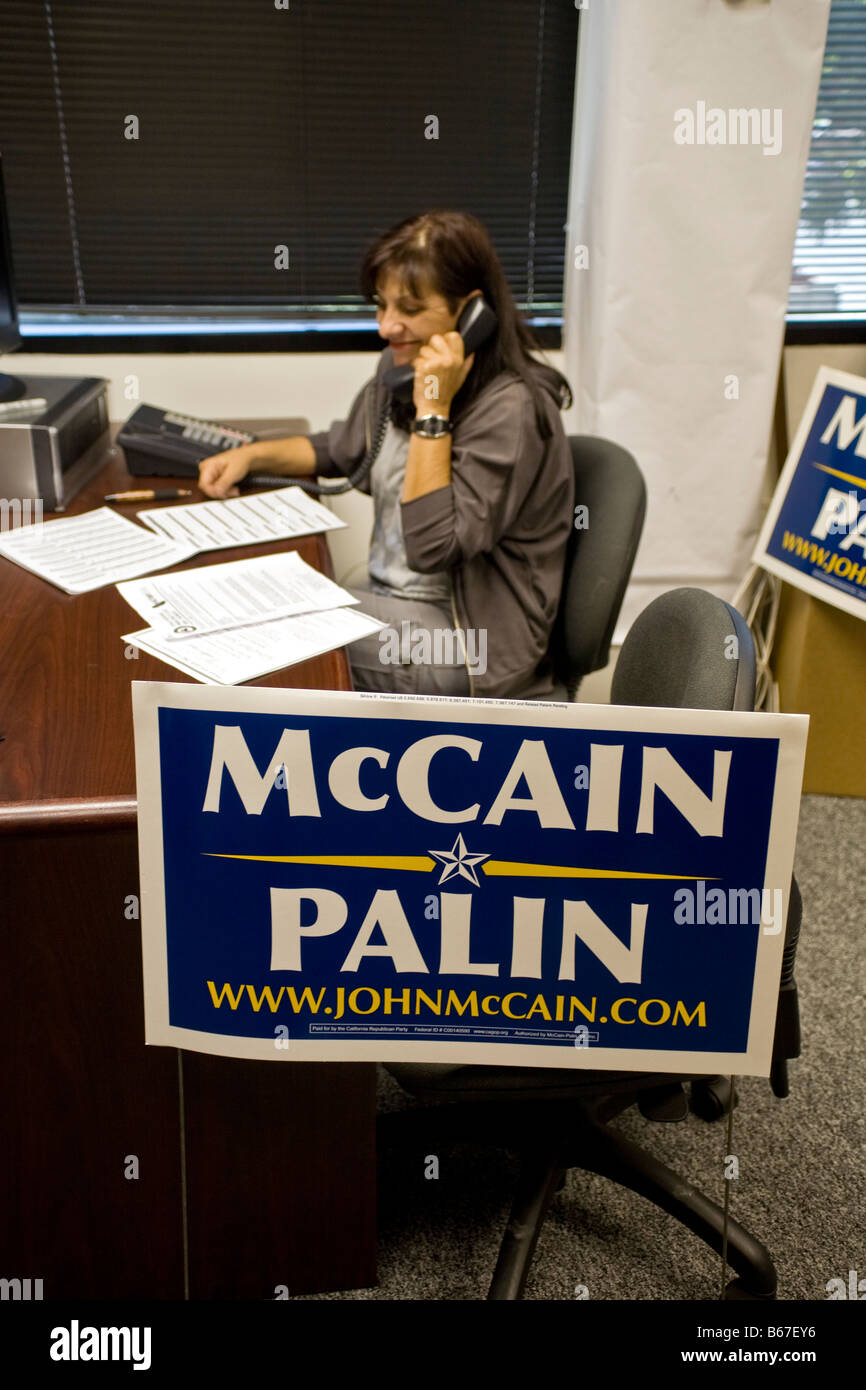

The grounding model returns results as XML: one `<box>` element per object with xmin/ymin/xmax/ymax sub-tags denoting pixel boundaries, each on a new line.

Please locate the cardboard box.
<box><xmin>773</xmin><ymin>583</ymin><xmax>866</xmax><ymax>797</ymax></box>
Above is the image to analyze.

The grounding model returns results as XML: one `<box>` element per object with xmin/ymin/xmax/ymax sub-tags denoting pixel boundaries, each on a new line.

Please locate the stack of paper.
<box><xmin>0</xmin><ymin>508</ymin><xmax>196</xmax><ymax>594</ymax></box>
<box><xmin>0</xmin><ymin>488</ymin><xmax>379</xmax><ymax>682</ymax></box>
<box><xmin>118</xmin><ymin>551</ymin><xmax>382</xmax><ymax>684</ymax></box>
<box><xmin>135</xmin><ymin>486</ymin><xmax>345</xmax><ymax>553</ymax></box>
<box><xmin>122</xmin><ymin>608</ymin><xmax>381</xmax><ymax>685</ymax></box>
<box><xmin>0</xmin><ymin>487</ymin><xmax>346</xmax><ymax>594</ymax></box>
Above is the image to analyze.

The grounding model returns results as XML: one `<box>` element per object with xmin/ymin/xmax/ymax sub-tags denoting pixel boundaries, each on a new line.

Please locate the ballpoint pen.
<box><xmin>104</xmin><ymin>488</ymin><xmax>193</xmax><ymax>502</ymax></box>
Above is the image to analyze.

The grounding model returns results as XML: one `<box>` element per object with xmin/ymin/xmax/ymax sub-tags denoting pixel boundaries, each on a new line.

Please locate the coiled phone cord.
<box><xmin>247</xmin><ymin>387</ymin><xmax>392</xmax><ymax>498</ymax></box>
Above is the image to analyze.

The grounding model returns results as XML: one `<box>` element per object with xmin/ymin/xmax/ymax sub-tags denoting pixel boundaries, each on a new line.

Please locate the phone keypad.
<box><xmin>163</xmin><ymin>409</ymin><xmax>254</xmax><ymax>451</ymax></box>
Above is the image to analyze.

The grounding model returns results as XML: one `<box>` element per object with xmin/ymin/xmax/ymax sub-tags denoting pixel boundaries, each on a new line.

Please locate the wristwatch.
<box><xmin>412</xmin><ymin>414</ymin><xmax>452</xmax><ymax>438</ymax></box>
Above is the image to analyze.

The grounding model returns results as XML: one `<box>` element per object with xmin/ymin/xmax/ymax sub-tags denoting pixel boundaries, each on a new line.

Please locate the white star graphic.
<box><xmin>428</xmin><ymin>833</ymin><xmax>490</xmax><ymax>887</ymax></box>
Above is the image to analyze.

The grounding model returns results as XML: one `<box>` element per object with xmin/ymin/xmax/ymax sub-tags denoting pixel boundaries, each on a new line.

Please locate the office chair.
<box><xmin>382</xmin><ymin>588</ymin><xmax>803</xmax><ymax>1300</ymax></box>
<box><xmin>548</xmin><ymin>436</ymin><xmax>647</xmax><ymax>699</ymax></box>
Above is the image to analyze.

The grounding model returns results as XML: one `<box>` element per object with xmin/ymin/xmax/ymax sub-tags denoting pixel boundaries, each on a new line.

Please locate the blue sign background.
<box><xmin>764</xmin><ymin>380</ymin><xmax>866</xmax><ymax>610</ymax></box>
<box><xmin>155</xmin><ymin>707</ymin><xmax>780</xmax><ymax>1056</ymax></box>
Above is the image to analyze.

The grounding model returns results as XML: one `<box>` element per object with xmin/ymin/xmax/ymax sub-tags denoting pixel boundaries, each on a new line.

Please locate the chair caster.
<box><xmin>690</xmin><ymin>1076</ymin><xmax>738</xmax><ymax>1121</ymax></box>
<box><xmin>725</xmin><ymin>1277</ymin><xmax>776</xmax><ymax>1300</ymax></box>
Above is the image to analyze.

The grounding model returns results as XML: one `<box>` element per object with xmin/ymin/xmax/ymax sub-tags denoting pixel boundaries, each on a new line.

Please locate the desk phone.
<box><xmin>117</xmin><ymin>404</ymin><xmax>257</xmax><ymax>478</ymax></box>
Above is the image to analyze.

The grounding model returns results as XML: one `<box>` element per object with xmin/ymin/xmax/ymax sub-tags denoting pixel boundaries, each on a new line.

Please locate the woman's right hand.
<box><xmin>198</xmin><ymin>443</ymin><xmax>260</xmax><ymax>498</ymax></box>
<box><xmin>198</xmin><ymin>435</ymin><xmax>317</xmax><ymax>497</ymax></box>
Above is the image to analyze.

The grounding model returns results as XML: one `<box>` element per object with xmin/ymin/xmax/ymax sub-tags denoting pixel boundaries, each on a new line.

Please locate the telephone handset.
<box><xmin>381</xmin><ymin>293</ymin><xmax>499</xmax><ymax>400</ymax></box>
<box><xmin>299</xmin><ymin>293</ymin><xmax>499</xmax><ymax>496</ymax></box>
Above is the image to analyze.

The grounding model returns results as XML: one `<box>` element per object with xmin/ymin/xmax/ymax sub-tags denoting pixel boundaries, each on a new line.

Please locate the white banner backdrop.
<box><xmin>562</xmin><ymin>0</ymin><xmax>831</xmax><ymax>639</ymax></box>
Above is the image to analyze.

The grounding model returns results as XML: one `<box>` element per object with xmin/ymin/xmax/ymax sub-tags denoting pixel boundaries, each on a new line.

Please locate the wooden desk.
<box><xmin>0</xmin><ymin>436</ymin><xmax>377</xmax><ymax>1298</ymax></box>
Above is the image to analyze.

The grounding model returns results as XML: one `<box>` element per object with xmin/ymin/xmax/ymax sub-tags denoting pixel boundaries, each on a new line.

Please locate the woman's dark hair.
<box><xmin>359</xmin><ymin>210</ymin><xmax>572</xmax><ymax>436</ymax></box>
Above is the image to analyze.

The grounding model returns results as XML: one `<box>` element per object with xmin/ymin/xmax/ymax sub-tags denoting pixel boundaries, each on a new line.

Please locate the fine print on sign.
<box><xmin>754</xmin><ymin>365</ymin><xmax>866</xmax><ymax>620</ymax></box>
<box><xmin>132</xmin><ymin>684</ymin><xmax>807</xmax><ymax>1075</ymax></box>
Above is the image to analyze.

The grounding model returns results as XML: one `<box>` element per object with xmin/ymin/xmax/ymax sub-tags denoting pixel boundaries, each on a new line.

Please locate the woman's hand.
<box><xmin>198</xmin><ymin>436</ymin><xmax>317</xmax><ymax>498</ymax></box>
<box><xmin>198</xmin><ymin>443</ymin><xmax>257</xmax><ymax>498</ymax></box>
<box><xmin>411</xmin><ymin>332</ymin><xmax>475</xmax><ymax>418</ymax></box>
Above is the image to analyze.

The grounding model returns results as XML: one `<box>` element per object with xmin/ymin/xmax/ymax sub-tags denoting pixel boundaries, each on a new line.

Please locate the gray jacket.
<box><xmin>307</xmin><ymin>348</ymin><xmax>574</xmax><ymax>697</ymax></box>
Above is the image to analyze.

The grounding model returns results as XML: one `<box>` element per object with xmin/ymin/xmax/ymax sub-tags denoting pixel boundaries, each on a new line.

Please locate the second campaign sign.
<box><xmin>754</xmin><ymin>364</ymin><xmax>866</xmax><ymax>620</ymax></box>
<box><xmin>132</xmin><ymin>683</ymin><xmax>807</xmax><ymax>1075</ymax></box>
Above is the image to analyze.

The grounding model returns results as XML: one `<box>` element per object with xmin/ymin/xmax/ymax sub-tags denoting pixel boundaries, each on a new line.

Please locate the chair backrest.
<box><xmin>611</xmin><ymin>587</ymin><xmax>756</xmax><ymax>711</ymax></box>
<box><xmin>550</xmin><ymin>436</ymin><xmax>646</xmax><ymax>691</ymax></box>
<box><xmin>612</xmin><ymin>588</ymin><xmax>806</xmax><ymax>1101</ymax></box>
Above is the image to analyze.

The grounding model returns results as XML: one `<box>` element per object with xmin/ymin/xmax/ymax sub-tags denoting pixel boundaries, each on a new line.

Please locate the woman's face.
<box><xmin>374</xmin><ymin>271</ymin><xmax>468</xmax><ymax>367</ymax></box>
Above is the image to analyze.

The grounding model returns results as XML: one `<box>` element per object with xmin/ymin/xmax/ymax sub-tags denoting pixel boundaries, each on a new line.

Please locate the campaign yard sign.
<box><xmin>132</xmin><ymin>683</ymin><xmax>807</xmax><ymax>1076</ymax></box>
<box><xmin>754</xmin><ymin>365</ymin><xmax>866</xmax><ymax>620</ymax></box>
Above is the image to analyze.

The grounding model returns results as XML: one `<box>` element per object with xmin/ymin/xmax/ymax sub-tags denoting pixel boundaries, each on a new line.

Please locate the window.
<box><xmin>787</xmin><ymin>0</ymin><xmax>866</xmax><ymax>336</ymax></box>
<box><xmin>0</xmin><ymin>0</ymin><xmax>578</xmax><ymax>350</ymax></box>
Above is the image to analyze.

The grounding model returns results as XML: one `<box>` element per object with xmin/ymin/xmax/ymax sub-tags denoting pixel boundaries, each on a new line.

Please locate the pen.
<box><xmin>104</xmin><ymin>489</ymin><xmax>193</xmax><ymax>502</ymax></box>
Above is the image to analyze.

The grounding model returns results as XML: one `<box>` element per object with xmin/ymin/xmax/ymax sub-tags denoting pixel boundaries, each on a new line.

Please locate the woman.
<box><xmin>198</xmin><ymin>210</ymin><xmax>574</xmax><ymax>698</ymax></box>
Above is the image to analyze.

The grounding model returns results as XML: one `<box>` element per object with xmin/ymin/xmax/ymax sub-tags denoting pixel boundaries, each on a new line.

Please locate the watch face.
<box><xmin>415</xmin><ymin>416</ymin><xmax>450</xmax><ymax>436</ymax></box>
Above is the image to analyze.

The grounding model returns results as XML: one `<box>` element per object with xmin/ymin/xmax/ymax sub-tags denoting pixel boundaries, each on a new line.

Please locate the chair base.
<box><xmin>378</xmin><ymin>1097</ymin><xmax>777</xmax><ymax>1301</ymax></box>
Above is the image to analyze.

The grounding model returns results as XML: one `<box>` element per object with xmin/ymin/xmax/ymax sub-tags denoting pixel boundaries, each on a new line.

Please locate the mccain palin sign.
<box><xmin>754</xmin><ymin>365</ymin><xmax>866</xmax><ymax>620</ymax></box>
<box><xmin>132</xmin><ymin>684</ymin><xmax>807</xmax><ymax>1075</ymax></box>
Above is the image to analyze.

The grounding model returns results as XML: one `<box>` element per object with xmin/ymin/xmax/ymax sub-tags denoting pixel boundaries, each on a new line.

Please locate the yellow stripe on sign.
<box><xmin>204</xmin><ymin>852</ymin><xmax>713</xmax><ymax>881</ymax></box>
<box><xmin>205</xmin><ymin>853</ymin><xmax>436</xmax><ymax>871</ymax></box>
<box><xmin>482</xmin><ymin>861</ymin><xmax>712</xmax><ymax>881</ymax></box>
<box><xmin>814</xmin><ymin>462</ymin><xmax>866</xmax><ymax>490</ymax></box>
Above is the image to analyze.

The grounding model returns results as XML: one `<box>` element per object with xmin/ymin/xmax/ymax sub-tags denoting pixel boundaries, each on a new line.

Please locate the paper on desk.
<box><xmin>0</xmin><ymin>507</ymin><xmax>196</xmax><ymax>594</ymax></box>
<box><xmin>122</xmin><ymin>606</ymin><xmax>384</xmax><ymax>684</ymax></box>
<box><xmin>136</xmin><ymin>486</ymin><xmax>345</xmax><ymax>554</ymax></box>
<box><xmin>116</xmin><ymin>550</ymin><xmax>358</xmax><ymax>641</ymax></box>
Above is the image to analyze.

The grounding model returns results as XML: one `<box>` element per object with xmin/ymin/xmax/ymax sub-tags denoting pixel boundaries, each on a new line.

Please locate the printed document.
<box><xmin>122</xmin><ymin>606</ymin><xmax>384</xmax><ymax>684</ymax></box>
<box><xmin>0</xmin><ymin>507</ymin><xmax>195</xmax><ymax>594</ymax></box>
<box><xmin>136</xmin><ymin>486</ymin><xmax>345</xmax><ymax>553</ymax></box>
<box><xmin>117</xmin><ymin>550</ymin><xmax>358</xmax><ymax>640</ymax></box>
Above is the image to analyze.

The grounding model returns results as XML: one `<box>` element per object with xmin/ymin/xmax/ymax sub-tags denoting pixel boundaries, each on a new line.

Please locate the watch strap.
<box><xmin>412</xmin><ymin>414</ymin><xmax>453</xmax><ymax>438</ymax></box>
